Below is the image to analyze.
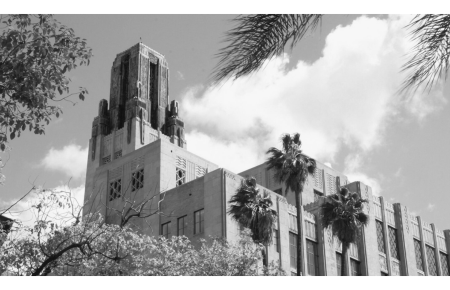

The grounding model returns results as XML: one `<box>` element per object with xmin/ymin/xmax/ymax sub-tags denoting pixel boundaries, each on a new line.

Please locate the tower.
<box><xmin>84</xmin><ymin>43</ymin><xmax>189</xmax><ymax>218</ymax></box>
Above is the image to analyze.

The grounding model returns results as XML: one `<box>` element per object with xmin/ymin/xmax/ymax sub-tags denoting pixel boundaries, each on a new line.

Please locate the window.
<box><xmin>388</xmin><ymin>227</ymin><xmax>399</xmax><ymax>260</ymax></box>
<box><xmin>273</xmin><ymin>229</ymin><xmax>280</xmax><ymax>253</ymax></box>
<box><xmin>313</xmin><ymin>190</ymin><xmax>322</xmax><ymax>202</ymax></box>
<box><xmin>131</xmin><ymin>169</ymin><xmax>144</xmax><ymax>192</ymax></box>
<box><xmin>440</xmin><ymin>252</ymin><xmax>449</xmax><ymax>276</ymax></box>
<box><xmin>350</xmin><ymin>259</ymin><xmax>361</xmax><ymax>276</ymax></box>
<box><xmin>161</xmin><ymin>222</ymin><xmax>171</xmax><ymax>239</ymax></box>
<box><xmin>289</xmin><ymin>232</ymin><xmax>297</xmax><ymax>270</ymax></box>
<box><xmin>176</xmin><ymin>167</ymin><xmax>186</xmax><ymax>187</ymax></box>
<box><xmin>306</xmin><ymin>240</ymin><xmax>319</xmax><ymax>276</ymax></box>
<box><xmin>109</xmin><ymin>179</ymin><xmax>122</xmax><ymax>201</ymax></box>
<box><xmin>194</xmin><ymin>209</ymin><xmax>204</xmax><ymax>234</ymax></box>
<box><xmin>336</xmin><ymin>253</ymin><xmax>342</xmax><ymax>276</ymax></box>
<box><xmin>376</xmin><ymin>221</ymin><xmax>386</xmax><ymax>253</ymax></box>
<box><xmin>426</xmin><ymin>245</ymin><xmax>437</xmax><ymax>276</ymax></box>
<box><xmin>177</xmin><ymin>216</ymin><xmax>187</xmax><ymax>236</ymax></box>
<box><xmin>414</xmin><ymin>239</ymin><xmax>424</xmax><ymax>271</ymax></box>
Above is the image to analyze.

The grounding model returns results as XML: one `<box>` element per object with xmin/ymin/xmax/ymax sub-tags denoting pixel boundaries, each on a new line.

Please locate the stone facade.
<box><xmin>83</xmin><ymin>43</ymin><xmax>450</xmax><ymax>276</ymax></box>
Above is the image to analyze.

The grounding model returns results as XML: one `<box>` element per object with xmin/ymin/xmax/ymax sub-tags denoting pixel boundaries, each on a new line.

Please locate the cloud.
<box><xmin>343</xmin><ymin>154</ymin><xmax>382</xmax><ymax>195</ymax></box>
<box><xmin>427</xmin><ymin>203</ymin><xmax>436</xmax><ymax>211</ymax></box>
<box><xmin>41</xmin><ymin>144</ymin><xmax>88</xmax><ymax>180</ymax></box>
<box><xmin>180</xmin><ymin>15</ymin><xmax>446</xmax><ymax>174</ymax></box>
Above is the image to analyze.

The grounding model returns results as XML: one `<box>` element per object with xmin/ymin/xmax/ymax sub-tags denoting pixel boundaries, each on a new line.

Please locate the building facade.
<box><xmin>83</xmin><ymin>43</ymin><xmax>450</xmax><ymax>276</ymax></box>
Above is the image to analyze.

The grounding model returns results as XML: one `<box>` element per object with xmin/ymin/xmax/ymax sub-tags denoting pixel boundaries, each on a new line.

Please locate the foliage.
<box><xmin>266</xmin><ymin>133</ymin><xmax>316</xmax><ymax>195</ymax></box>
<box><xmin>213</xmin><ymin>14</ymin><xmax>450</xmax><ymax>94</ymax></box>
<box><xmin>320</xmin><ymin>187</ymin><xmax>369</xmax><ymax>243</ymax></box>
<box><xmin>320</xmin><ymin>187</ymin><xmax>369</xmax><ymax>276</ymax></box>
<box><xmin>228</xmin><ymin>177</ymin><xmax>277</xmax><ymax>246</ymax></box>
<box><xmin>0</xmin><ymin>14</ymin><xmax>93</xmax><ymax>151</ymax></box>
<box><xmin>401</xmin><ymin>14</ymin><xmax>450</xmax><ymax>93</ymax></box>
<box><xmin>212</xmin><ymin>14</ymin><xmax>322</xmax><ymax>83</ymax></box>
<box><xmin>0</xmin><ymin>186</ymin><xmax>283</xmax><ymax>276</ymax></box>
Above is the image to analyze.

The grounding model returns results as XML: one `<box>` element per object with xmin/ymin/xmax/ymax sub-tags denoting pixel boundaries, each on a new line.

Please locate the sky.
<box><xmin>1</xmin><ymin>13</ymin><xmax>450</xmax><ymax>230</ymax></box>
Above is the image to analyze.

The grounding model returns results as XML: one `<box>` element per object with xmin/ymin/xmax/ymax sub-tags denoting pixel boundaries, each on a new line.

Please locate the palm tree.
<box><xmin>266</xmin><ymin>133</ymin><xmax>316</xmax><ymax>276</ymax></box>
<box><xmin>212</xmin><ymin>14</ymin><xmax>450</xmax><ymax>93</ymax></box>
<box><xmin>320</xmin><ymin>187</ymin><xmax>369</xmax><ymax>276</ymax></box>
<box><xmin>228</xmin><ymin>176</ymin><xmax>277</xmax><ymax>267</ymax></box>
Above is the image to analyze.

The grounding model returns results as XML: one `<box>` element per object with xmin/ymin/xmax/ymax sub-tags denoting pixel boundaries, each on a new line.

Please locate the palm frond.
<box><xmin>228</xmin><ymin>177</ymin><xmax>277</xmax><ymax>246</ymax></box>
<box><xmin>321</xmin><ymin>187</ymin><xmax>369</xmax><ymax>245</ymax></box>
<box><xmin>212</xmin><ymin>14</ymin><xmax>323</xmax><ymax>84</ymax></box>
<box><xmin>266</xmin><ymin>133</ymin><xmax>316</xmax><ymax>196</ymax></box>
<box><xmin>401</xmin><ymin>14</ymin><xmax>450</xmax><ymax>93</ymax></box>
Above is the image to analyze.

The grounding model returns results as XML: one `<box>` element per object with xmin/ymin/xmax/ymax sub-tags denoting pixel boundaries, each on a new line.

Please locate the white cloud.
<box><xmin>427</xmin><ymin>203</ymin><xmax>436</xmax><ymax>211</ymax></box>
<box><xmin>41</xmin><ymin>144</ymin><xmax>88</xmax><ymax>180</ymax></box>
<box><xmin>343</xmin><ymin>154</ymin><xmax>382</xmax><ymax>195</ymax></box>
<box><xmin>180</xmin><ymin>15</ymin><xmax>445</xmax><ymax>174</ymax></box>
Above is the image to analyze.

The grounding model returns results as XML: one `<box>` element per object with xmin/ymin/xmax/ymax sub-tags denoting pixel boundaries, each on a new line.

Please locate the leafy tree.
<box><xmin>0</xmin><ymin>184</ymin><xmax>163</xmax><ymax>276</ymax></box>
<box><xmin>0</xmin><ymin>14</ymin><xmax>92</xmax><ymax>151</ymax></box>
<box><xmin>212</xmin><ymin>14</ymin><xmax>450</xmax><ymax>93</ymax></box>
<box><xmin>0</xmin><ymin>183</ymin><xmax>283</xmax><ymax>276</ymax></box>
<box><xmin>320</xmin><ymin>187</ymin><xmax>369</xmax><ymax>276</ymax></box>
<box><xmin>266</xmin><ymin>133</ymin><xmax>316</xmax><ymax>276</ymax></box>
<box><xmin>228</xmin><ymin>176</ymin><xmax>277</xmax><ymax>267</ymax></box>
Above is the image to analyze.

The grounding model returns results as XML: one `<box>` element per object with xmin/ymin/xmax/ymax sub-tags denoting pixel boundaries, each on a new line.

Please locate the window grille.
<box><xmin>336</xmin><ymin>252</ymin><xmax>342</xmax><ymax>276</ymax></box>
<box><xmin>109</xmin><ymin>179</ymin><xmax>122</xmax><ymax>201</ymax></box>
<box><xmin>350</xmin><ymin>259</ymin><xmax>361</xmax><ymax>276</ymax></box>
<box><xmin>440</xmin><ymin>252</ymin><xmax>449</xmax><ymax>276</ymax></box>
<box><xmin>306</xmin><ymin>240</ymin><xmax>319</xmax><ymax>276</ymax></box>
<box><xmin>194</xmin><ymin>209</ymin><xmax>204</xmax><ymax>234</ymax></box>
<box><xmin>314</xmin><ymin>168</ymin><xmax>323</xmax><ymax>189</ymax></box>
<box><xmin>289</xmin><ymin>214</ymin><xmax>298</xmax><ymax>232</ymax></box>
<box><xmin>195</xmin><ymin>165</ymin><xmax>206</xmax><ymax>178</ymax></box>
<box><xmin>326</xmin><ymin>173</ymin><xmax>336</xmax><ymax>195</ymax></box>
<box><xmin>426</xmin><ymin>245</ymin><xmax>437</xmax><ymax>276</ymax></box>
<box><xmin>161</xmin><ymin>222</ymin><xmax>171</xmax><ymax>239</ymax></box>
<box><xmin>388</xmin><ymin>227</ymin><xmax>400</xmax><ymax>260</ymax></box>
<box><xmin>274</xmin><ymin>229</ymin><xmax>280</xmax><ymax>253</ymax></box>
<box><xmin>114</xmin><ymin>150</ymin><xmax>122</xmax><ymax>159</ymax></box>
<box><xmin>289</xmin><ymin>232</ymin><xmax>297</xmax><ymax>270</ymax></box>
<box><xmin>102</xmin><ymin>155</ymin><xmax>111</xmax><ymax>165</ymax></box>
<box><xmin>376</xmin><ymin>221</ymin><xmax>386</xmax><ymax>253</ymax></box>
<box><xmin>177</xmin><ymin>216</ymin><xmax>187</xmax><ymax>236</ymax></box>
<box><xmin>176</xmin><ymin>167</ymin><xmax>186</xmax><ymax>187</ymax></box>
<box><xmin>131</xmin><ymin>169</ymin><xmax>144</xmax><ymax>192</ymax></box>
<box><xmin>414</xmin><ymin>239</ymin><xmax>424</xmax><ymax>271</ymax></box>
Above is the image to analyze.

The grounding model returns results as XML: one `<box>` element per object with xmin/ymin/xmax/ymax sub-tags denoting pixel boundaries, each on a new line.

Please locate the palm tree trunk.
<box><xmin>262</xmin><ymin>246</ymin><xmax>268</xmax><ymax>268</ymax></box>
<box><xmin>295</xmin><ymin>190</ymin><xmax>304</xmax><ymax>276</ymax></box>
<box><xmin>341</xmin><ymin>242</ymin><xmax>349</xmax><ymax>276</ymax></box>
